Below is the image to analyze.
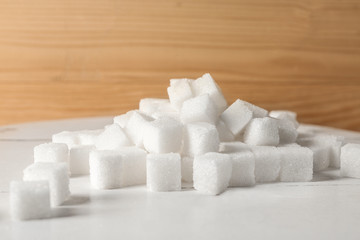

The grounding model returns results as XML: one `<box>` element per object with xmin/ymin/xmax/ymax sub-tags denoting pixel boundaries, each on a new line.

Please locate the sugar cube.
<box><xmin>76</xmin><ymin>129</ymin><xmax>103</xmax><ymax>146</ymax></box>
<box><xmin>143</xmin><ymin>117</ymin><xmax>183</xmax><ymax>153</ymax></box>
<box><xmin>124</xmin><ymin>111</ymin><xmax>154</xmax><ymax>147</ymax></box>
<box><xmin>182</xmin><ymin>122</ymin><xmax>220</xmax><ymax>157</ymax></box>
<box><xmin>69</xmin><ymin>145</ymin><xmax>95</xmax><ymax>175</ymax></box>
<box><xmin>113</xmin><ymin>110</ymin><xmax>135</xmax><ymax>128</ymax></box>
<box><xmin>96</xmin><ymin>124</ymin><xmax>133</xmax><ymax>150</ymax></box>
<box><xmin>244</xmin><ymin>117</ymin><xmax>280</xmax><ymax>146</ymax></box>
<box><xmin>276</xmin><ymin>119</ymin><xmax>298</xmax><ymax>144</ymax></box>
<box><xmin>167</xmin><ymin>78</ymin><xmax>194</xmax><ymax>110</ymax></box>
<box><xmin>278</xmin><ymin>146</ymin><xmax>313</xmax><ymax>182</ymax></box>
<box><xmin>216</xmin><ymin>119</ymin><xmax>235</xmax><ymax>142</ymax></box>
<box><xmin>220</xmin><ymin>100</ymin><xmax>253</xmax><ymax>136</ymax></box>
<box><xmin>52</xmin><ymin>131</ymin><xmax>79</xmax><ymax>148</ymax></box>
<box><xmin>34</xmin><ymin>143</ymin><xmax>69</xmax><ymax>164</ymax></box>
<box><xmin>341</xmin><ymin>143</ymin><xmax>360</xmax><ymax>178</ymax></box>
<box><xmin>191</xmin><ymin>73</ymin><xmax>227</xmax><ymax>114</ymax></box>
<box><xmin>269</xmin><ymin>110</ymin><xmax>299</xmax><ymax>128</ymax></box>
<box><xmin>251</xmin><ymin>146</ymin><xmax>280</xmax><ymax>183</ymax></box>
<box><xmin>139</xmin><ymin>98</ymin><xmax>175</xmax><ymax>115</ymax></box>
<box><xmin>10</xmin><ymin>181</ymin><xmax>51</xmax><ymax>221</ymax></box>
<box><xmin>147</xmin><ymin>153</ymin><xmax>181</xmax><ymax>192</ymax></box>
<box><xmin>181</xmin><ymin>156</ymin><xmax>194</xmax><ymax>183</ymax></box>
<box><xmin>219</xmin><ymin>141</ymin><xmax>251</xmax><ymax>153</ymax></box>
<box><xmin>228</xmin><ymin>151</ymin><xmax>256</xmax><ymax>187</ymax></box>
<box><xmin>193</xmin><ymin>152</ymin><xmax>232</xmax><ymax>195</ymax></box>
<box><xmin>23</xmin><ymin>162</ymin><xmax>70</xmax><ymax>206</ymax></box>
<box><xmin>310</xmin><ymin>145</ymin><xmax>330</xmax><ymax>172</ymax></box>
<box><xmin>180</xmin><ymin>94</ymin><xmax>218</xmax><ymax>124</ymax></box>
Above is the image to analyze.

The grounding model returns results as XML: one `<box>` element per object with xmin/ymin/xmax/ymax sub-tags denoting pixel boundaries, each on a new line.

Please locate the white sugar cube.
<box><xmin>96</xmin><ymin>124</ymin><xmax>132</xmax><ymax>150</ymax></box>
<box><xmin>251</xmin><ymin>146</ymin><xmax>280</xmax><ymax>183</ymax></box>
<box><xmin>219</xmin><ymin>141</ymin><xmax>251</xmax><ymax>153</ymax></box>
<box><xmin>147</xmin><ymin>153</ymin><xmax>181</xmax><ymax>192</ymax></box>
<box><xmin>139</xmin><ymin>98</ymin><xmax>174</xmax><ymax>115</ymax></box>
<box><xmin>10</xmin><ymin>181</ymin><xmax>51</xmax><ymax>221</ymax></box>
<box><xmin>193</xmin><ymin>152</ymin><xmax>232</xmax><ymax>195</ymax></box>
<box><xmin>276</xmin><ymin>119</ymin><xmax>298</xmax><ymax>144</ymax></box>
<box><xmin>180</xmin><ymin>94</ymin><xmax>218</xmax><ymax>124</ymax></box>
<box><xmin>269</xmin><ymin>110</ymin><xmax>299</xmax><ymax>128</ymax></box>
<box><xmin>310</xmin><ymin>145</ymin><xmax>330</xmax><ymax>172</ymax></box>
<box><xmin>191</xmin><ymin>73</ymin><xmax>227</xmax><ymax>114</ymax></box>
<box><xmin>69</xmin><ymin>145</ymin><xmax>95</xmax><ymax>175</ymax></box>
<box><xmin>34</xmin><ymin>143</ymin><xmax>69</xmax><ymax>164</ymax></box>
<box><xmin>241</xmin><ymin>100</ymin><xmax>268</xmax><ymax>118</ymax></box>
<box><xmin>23</xmin><ymin>162</ymin><xmax>70</xmax><ymax>206</ymax></box>
<box><xmin>330</xmin><ymin>141</ymin><xmax>342</xmax><ymax>168</ymax></box>
<box><xmin>278</xmin><ymin>146</ymin><xmax>313</xmax><ymax>182</ymax></box>
<box><xmin>113</xmin><ymin>110</ymin><xmax>135</xmax><ymax>128</ymax></box>
<box><xmin>229</xmin><ymin>151</ymin><xmax>255</xmax><ymax>187</ymax></box>
<box><xmin>143</xmin><ymin>117</ymin><xmax>183</xmax><ymax>153</ymax></box>
<box><xmin>181</xmin><ymin>156</ymin><xmax>194</xmax><ymax>183</ymax></box>
<box><xmin>89</xmin><ymin>150</ymin><xmax>123</xmax><ymax>189</ymax></box>
<box><xmin>216</xmin><ymin>119</ymin><xmax>235</xmax><ymax>142</ymax></box>
<box><xmin>182</xmin><ymin>122</ymin><xmax>220</xmax><ymax>157</ymax></box>
<box><xmin>244</xmin><ymin>117</ymin><xmax>280</xmax><ymax>146</ymax></box>
<box><xmin>117</xmin><ymin>147</ymin><xmax>147</xmax><ymax>187</ymax></box>
<box><xmin>124</xmin><ymin>111</ymin><xmax>154</xmax><ymax>147</ymax></box>
<box><xmin>76</xmin><ymin>129</ymin><xmax>103</xmax><ymax>146</ymax></box>
<box><xmin>341</xmin><ymin>143</ymin><xmax>360</xmax><ymax>178</ymax></box>
<box><xmin>52</xmin><ymin>131</ymin><xmax>79</xmax><ymax>148</ymax></box>
<box><xmin>167</xmin><ymin>78</ymin><xmax>194</xmax><ymax>110</ymax></box>
<box><xmin>220</xmin><ymin>99</ymin><xmax>253</xmax><ymax>136</ymax></box>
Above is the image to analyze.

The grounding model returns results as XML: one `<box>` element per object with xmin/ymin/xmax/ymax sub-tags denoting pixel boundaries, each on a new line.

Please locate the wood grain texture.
<box><xmin>0</xmin><ymin>0</ymin><xmax>359</xmax><ymax>130</ymax></box>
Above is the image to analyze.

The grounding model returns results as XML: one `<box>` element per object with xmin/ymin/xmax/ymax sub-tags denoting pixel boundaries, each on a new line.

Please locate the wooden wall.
<box><xmin>0</xmin><ymin>0</ymin><xmax>359</xmax><ymax>130</ymax></box>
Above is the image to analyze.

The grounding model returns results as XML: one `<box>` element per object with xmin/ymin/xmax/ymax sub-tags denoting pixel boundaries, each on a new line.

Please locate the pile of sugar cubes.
<box><xmin>10</xmin><ymin>73</ymin><xmax>360</xmax><ymax>221</ymax></box>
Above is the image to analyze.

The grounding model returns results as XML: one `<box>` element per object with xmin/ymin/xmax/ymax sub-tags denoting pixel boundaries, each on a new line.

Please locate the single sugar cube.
<box><xmin>146</xmin><ymin>153</ymin><xmax>181</xmax><ymax>192</ymax></box>
<box><xmin>180</xmin><ymin>94</ymin><xmax>218</xmax><ymax>124</ymax></box>
<box><xmin>310</xmin><ymin>145</ymin><xmax>330</xmax><ymax>172</ymax></box>
<box><xmin>341</xmin><ymin>143</ymin><xmax>360</xmax><ymax>178</ymax></box>
<box><xmin>23</xmin><ymin>162</ymin><xmax>70</xmax><ymax>206</ymax></box>
<box><xmin>193</xmin><ymin>152</ymin><xmax>232</xmax><ymax>195</ymax></box>
<box><xmin>228</xmin><ymin>151</ymin><xmax>255</xmax><ymax>187</ymax></box>
<box><xmin>89</xmin><ymin>150</ymin><xmax>123</xmax><ymax>189</ymax></box>
<box><xmin>330</xmin><ymin>140</ymin><xmax>342</xmax><ymax>169</ymax></box>
<box><xmin>143</xmin><ymin>117</ymin><xmax>183</xmax><ymax>153</ymax></box>
<box><xmin>96</xmin><ymin>124</ymin><xmax>133</xmax><ymax>150</ymax></box>
<box><xmin>113</xmin><ymin>110</ymin><xmax>135</xmax><ymax>128</ymax></box>
<box><xmin>139</xmin><ymin>98</ymin><xmax>175</xmax><ymax>115</ymax></box>
<box><xmin>216</xmin><ymin>119</ymin><xmax>235</xmax><ymax>142</ymax></box>
<box><xmin>52</xmin><ymin>131</ymin><xmax>79</xmax><ymax>148</ymax></box>
<box><xmin>220</xmin><ymin>99</ymin><xmax>254</xmax><ymax>136</ymax></box>
<box><xmin>219</xmin><ymin>141</ymin><xmax>251</xmax><ymax>153</ymax></box>
<box><xmin>34</xmin><ymin>143</ymin><xmax>69</xmax><ymax>164</ymax></box>
<box><xmin>124</xmin><ymin>111</ymin><xmax>154</xmax><ymax>147</ymax></box>
<box><xmin>276</xmin><ymin>119</ymin><xmax>298</xmax><ymax>144</ymax></box>
<box><xmin>237</xmin><ymin>99</ymin><xmax>268</xmax><ymax>118</ymax></box>
<box><xmin>269</xmin><ymin>110</ymin><xmax>299</xmax><ymax>128</ymax></box>
<box><xmin>69</xmin><ymin>145</ymin><xmax>95</xmax><ymax>175</ymax></box>
<box><xmin>117</xmin><ymin>147</ymin><xmax>147</xmax><ymax>187</ymax></box>
<box><xmin>10</xmin><ymin>181</ymin><xmax>51</xmax><ymax>221</ymax></box>
<box><xmin>251</xmin><ymin>146</ymin><xmax>280</xmax><ymax>183</ymax></box>
<box><xmin>76</xmin><ymin>129</ymin><xmax>103</xmax><ymax>146</ymax></box>
<box><xmin>181</xmin><ymin>156</ymin><xmax>194</xmax><ymax>183</ymax></box>
<box><xmin>278</xmin><ymin>146</ymin><xmax>313</xmax><ymax>182</ymax></box>
<box><xmin>191</xmin><ymin>73</ymin><xmax>228</xmax><ymax>114</ymax></box>
<box><xmin>244</xmin><ymin>117</ymin><xmax>280</xmax><ymax>146</ymax></box>
<box><xmin>167</xmin><ymin>78</ymin><xmax>194</xmax><ymax>110</ymax></box>
<box><xmin>182</xmin><ymin>122</ymin><xmax>220</xmax><ymax>157</ymax></box>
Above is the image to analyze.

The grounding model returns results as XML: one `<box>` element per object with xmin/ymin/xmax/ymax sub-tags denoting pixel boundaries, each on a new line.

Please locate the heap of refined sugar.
<box><xmin>10</xmin><ymin>181</ymin><xmax>51</xmax><ymax>221</ymax></box>
<box><xmin>180</xmin><ymin>94</ymin><xmax>218</xmax><ymax>124</ymax></box>
<box><xmin>269</xmin><ymin>110</ymin><xmax>299</xmax><ymax>128</ymax></box>
<box><xmin>181</xmin><ymin>156</ymin><xmax>194</xmax><ymax>183</ymax></box>
<box><xmin>220</xmin><ymin>99</ymin><xmax>254</xmax><ymax>136</ymax></box>
<box><xmin>219</xmin><ymin>141</ymin><xmax>251</xmax><ymax>153</ymax></box>
<box><xmin>278</xmin><ymin>146</ymin><xmax>313</xmax><ymax>182</ymax></box>
<box><xmin>216</xmin><ymin>119</ymin><xmax>235</xmax><ymax>142</ymax></box>
<box><xmin>244</xmin><ymin>117</ymin><xmax>280</xmax><ymax>146</ymax></box>
<box><xmin>147</xmin><ymin>153</ymin><xmax>181</xmax><ymax>192</ymax></box>
<box><xmin>182</xmin><ymin>122</ymin><xmax>220</xmax><ymax>157</ymax></box>
<box><xmin>96</xmin><ymin>124</ymin><xmax>132</xmax><ymax>150</ymax></box>
<box><xmin>117</xmin><ymin>147</ymin><xmax>147</xmax><ymax>187</ymax></box>
<box><xmin>124</xmin><ymin>111</ymin><xmax>154</xmax><ymax>147</ymax></box>
<box><xmin>34</xmin><ymin>143</ymin><xmax>69</xmax><ymax>164</ymax></box>
<box><xmin>167</xmin><ymin>78</ymin><xmax>194</xmax><ymax>110</ymax></box>
<box><xmin>191</xmin><ymin>73</ymin><xmax>228</xmax><ymax>114</ymax></box>
<box><xmin>143</xmin><ymin>117</ymin><xmax>183</xmax><ymax>153</ymax></box>
<box><xmin>23</xmin><ymin>162</ymin><xmax>70</xmax><ymax>206</ymax></box>
<box><xmin>228</xmin><ymin>151</ymin><xmax>255</xmax><ymax>187</ymax></box>
<box><xmin>69</xmin><ymin>145</ymin><xmax>94</xmax><ymax>175</ymax></box>
<box><xmin>276</xmin><ymin>119</ymin><xmax>298</xmax><ymax>144</ymax></box>
<box><xmin>251</xmin><ymin>146</ymin><xmax>280</xmax><ymax>183</ymax></box>
<box><xmin>89</xmin><ymin>150</ymin><xmax>123</xmax><ymax>189</ymax></box>
<box><xmin>340</xmin><ymin>143</ymin><xmax>360</xmax><ymax>178</ymax></box>
<box><xmin>193</xmin><ymin>152</ymin><xmax>232</xmax><ymax>195</ymax></box>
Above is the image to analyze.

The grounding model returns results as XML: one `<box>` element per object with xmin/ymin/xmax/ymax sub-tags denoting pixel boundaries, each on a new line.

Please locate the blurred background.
<box><xmin>0</xmin><ymin>0</ymin><xmax>359</xmax><ymax>130</ymax></box>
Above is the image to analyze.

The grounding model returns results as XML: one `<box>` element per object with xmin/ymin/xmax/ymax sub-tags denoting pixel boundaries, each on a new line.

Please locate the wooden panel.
<box><xmin>0</xmin><ymin>0</ymin><xmax>359</xmax><ymax>130</ymax></box>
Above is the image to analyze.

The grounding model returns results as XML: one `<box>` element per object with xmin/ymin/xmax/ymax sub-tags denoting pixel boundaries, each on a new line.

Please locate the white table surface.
<box><xmin>1</xmin><ymin>117</ymin><xmax>360</xmax><ymax>240</ymax></box>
